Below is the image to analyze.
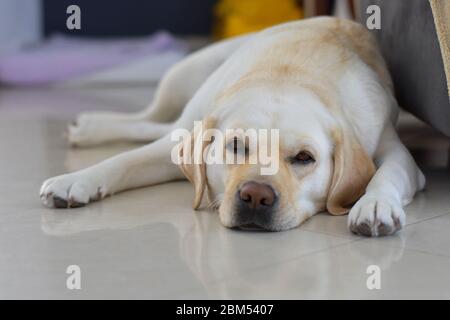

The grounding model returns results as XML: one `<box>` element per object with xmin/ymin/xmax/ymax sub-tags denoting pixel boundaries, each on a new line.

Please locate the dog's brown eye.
<box><xmin>292</xmin><ymin>151</ymin><xmax>315</xmax><ymax>165</ymax></box>
<box><xmin>227</xmin><ymin>137</ymin><xmax>248</xmax><ymax>155</ymax></box>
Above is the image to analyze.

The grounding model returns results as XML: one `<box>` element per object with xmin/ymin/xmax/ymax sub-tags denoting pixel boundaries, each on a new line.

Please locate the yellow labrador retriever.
<box><xmin>40</xmin><ymin>17</ymin><xmax>425</xmax><ymax>236</ymax></box>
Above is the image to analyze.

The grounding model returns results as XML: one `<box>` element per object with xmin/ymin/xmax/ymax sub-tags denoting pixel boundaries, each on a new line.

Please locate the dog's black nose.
<box><xmin>239</xmin><ymin>181</ymin><xmax>276</xmax><ymax>210</ymax></box>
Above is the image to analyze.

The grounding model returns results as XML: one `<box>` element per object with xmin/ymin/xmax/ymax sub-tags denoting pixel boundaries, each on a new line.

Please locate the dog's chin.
<box><xmin>219</xmin><ymin>203</ymin><xmax>305</xmax><ymax>232</ymax></box>
<box><xmin>237</xmin><ymin>223</ymin><xmax>267</xmax><ymax>232</ymax></box>
<box><xmin>238</xmin><ymin>222</ymin><xmax>292</xmax><ymax>232</ymax></box>
<box><xmin>219</xmin><ymin>215</ymin><xmax>300</xmax><ymax>232</ymax></box>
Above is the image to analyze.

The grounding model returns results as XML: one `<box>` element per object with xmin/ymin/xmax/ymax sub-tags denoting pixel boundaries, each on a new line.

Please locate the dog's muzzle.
<box><xmin>234</xmin><ymin>181</ymin><xmax>278</xmax><ymax>230</ymax></box>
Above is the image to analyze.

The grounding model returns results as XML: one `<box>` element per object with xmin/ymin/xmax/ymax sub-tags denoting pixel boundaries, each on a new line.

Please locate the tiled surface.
<box><xmin>178</xmin><ymin>240</ymin><xmax>450</xmax><ymax>299</ymax></box>
<box><xmin>0</xmin><ymin>86</ymin><xmax>449</xmax><ymax>299</ymax></box>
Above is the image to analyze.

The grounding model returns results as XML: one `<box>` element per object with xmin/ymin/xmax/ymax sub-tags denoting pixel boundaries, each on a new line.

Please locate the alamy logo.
<box><xmin>366</xmin><ymin>5</ymin><xmax>381</xmax><ymax>30</ymax></box>
<box><xmin>171</xmin><ymin>121</ymin><xmax>280</xmax><ymax>175</ymax></box>
<box><xmin>66</xmin><ymin>5</ymin><xmax>81</xmax><ymax>30</ymax></box>
<box><xmin>66</xmin><ymin>265</ymin><xmax>81</xmax><ymax>290</ymax></box>
<box><xmin>366</xmin><ymin>265</ymin><xmax>381</xmax><ymax>290</ymax></box>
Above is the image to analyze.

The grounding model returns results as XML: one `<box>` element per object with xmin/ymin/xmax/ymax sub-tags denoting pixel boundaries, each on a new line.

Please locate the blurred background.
<box><xmin>0</xmin><ymin>0</ymin><xmax>353</xmax><ymax>87</ymax></box>
<box><xmin>1</xmin><ymin>0</ymin><xmax>346</xmax><ymax>49</ymax></box>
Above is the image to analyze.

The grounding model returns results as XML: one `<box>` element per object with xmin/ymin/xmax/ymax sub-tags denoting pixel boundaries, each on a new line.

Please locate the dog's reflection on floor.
<box><xmin>40</xmin><ymin>193</ymin><xmax>406</xmax><ymax>299</ymax></box>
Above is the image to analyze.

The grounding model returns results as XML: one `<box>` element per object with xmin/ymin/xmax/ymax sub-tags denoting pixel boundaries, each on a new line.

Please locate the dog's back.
<box><xmin>262</xmin><ymin>17</ymin><xmax>391</xmax><ymax>85</ymax></box>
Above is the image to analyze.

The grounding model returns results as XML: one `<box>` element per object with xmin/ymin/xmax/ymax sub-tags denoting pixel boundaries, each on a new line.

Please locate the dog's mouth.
<box><xmin>237</xmin><ymin>223</ymin><xmax>265</xmax><ymax>231</ymax></box>
<box><xmin>234</xmin><ymin>221</ymin><xmax>284</xmax><ymax>232</ymax></box>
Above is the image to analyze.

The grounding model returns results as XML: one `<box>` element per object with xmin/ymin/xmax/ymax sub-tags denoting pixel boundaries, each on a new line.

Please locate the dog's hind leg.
<box><xmin>143</xmin><ymin>36</ymin><xmax>252</xmax><ymax>123</ymax></box>
<box><xmin>68</xmin><ymin>35</ymin><xmax>252</xmax><ymax>146</ymax></box>
<box><xmin>67</xmin><ymin>120</ymin><xmax>174</xmax><ymax>147</ymax></box>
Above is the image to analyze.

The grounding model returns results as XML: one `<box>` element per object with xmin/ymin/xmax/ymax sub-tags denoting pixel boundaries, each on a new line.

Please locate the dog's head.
<box><xmin>178</xmin><ymin>87</ymin><xmax>375</xmax><ymax>231</ymax></box>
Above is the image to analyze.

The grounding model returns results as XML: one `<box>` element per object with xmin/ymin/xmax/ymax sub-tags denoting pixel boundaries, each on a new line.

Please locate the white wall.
<box><xmin>0</xmin><ymin>0</ymin><xmax>42</xmax><ymax>54</ymax></box>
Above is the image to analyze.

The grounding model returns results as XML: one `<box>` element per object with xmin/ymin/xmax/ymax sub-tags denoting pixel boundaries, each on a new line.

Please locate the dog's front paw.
<box><xmin>40</xmin><ymin>172</ymin><xmax>105</xmax><ymax>208</ymax></box>
<box><xmin>348</xmin><ymin>194</ymin><xmax>405</xmax><ymax>237</ymax></box>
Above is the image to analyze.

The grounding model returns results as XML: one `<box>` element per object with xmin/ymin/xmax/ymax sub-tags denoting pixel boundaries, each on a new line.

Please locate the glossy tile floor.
<box><xmin>0</xmin><ymin>86</ymin><xmax>450</xmax><ymax>299</ymax></box>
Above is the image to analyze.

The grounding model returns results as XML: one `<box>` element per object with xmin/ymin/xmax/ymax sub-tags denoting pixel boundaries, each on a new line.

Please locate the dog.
<box><xmin>40</xmin><ymin>17</ymin><xmax>425</xmax><ymax>236</ymax></box>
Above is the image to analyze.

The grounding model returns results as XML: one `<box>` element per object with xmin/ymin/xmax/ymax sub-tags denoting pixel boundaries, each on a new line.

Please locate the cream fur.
<box><xmin>40</xmin><ymin>17</ymin><xmax>425</xmax><ymax>236</ymax></box>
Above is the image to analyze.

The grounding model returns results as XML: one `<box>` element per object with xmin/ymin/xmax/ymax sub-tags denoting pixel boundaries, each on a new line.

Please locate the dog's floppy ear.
<box><xmin>326</xmin><ymin>126</ymin><xmax>376</xmax><ymax>215</ymax></box>
<box><xmin>178</xmin><ymin>118</ymin><xmax>216</xmax><ymax>210</ymax></box>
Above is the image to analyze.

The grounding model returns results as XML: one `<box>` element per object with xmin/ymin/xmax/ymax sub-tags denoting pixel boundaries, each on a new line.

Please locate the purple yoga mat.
<box><xmin>0</xmin><ymin>31</ymin><xmax>185</xmax><ymax>86</ymax></box>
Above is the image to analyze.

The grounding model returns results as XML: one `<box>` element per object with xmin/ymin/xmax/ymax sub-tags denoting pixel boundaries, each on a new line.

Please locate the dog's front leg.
<box><xmin>348</xmin><ymin>124</ymin><xmax>426</xmax><ymax>236</ymax></box>
<box><xmin>40</xmin><ymin>135</ymin><xmax>183</xmax><ymax>208</ymax></box>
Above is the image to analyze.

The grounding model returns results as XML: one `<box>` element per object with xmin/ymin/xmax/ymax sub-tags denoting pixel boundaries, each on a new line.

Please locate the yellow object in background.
<box><xmin>214</xmin><ymin>0</ymin><xmax>303</xmax><ymax>39</ymax></box>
